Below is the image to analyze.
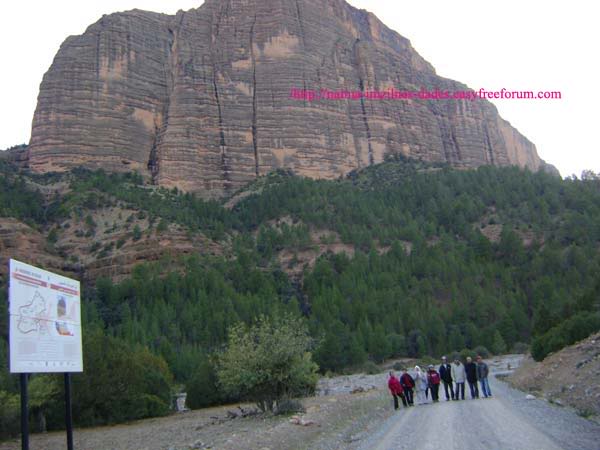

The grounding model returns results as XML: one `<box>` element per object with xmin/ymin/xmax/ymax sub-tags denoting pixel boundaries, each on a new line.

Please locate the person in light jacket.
<box><xmin>451</xmin><ymin>358</ymin><xmax>466</xmax><ymax>400</ymax></box>
<box><xmin>476</xmin><ymin>355</ymin><xmax>492</xmax><ymax>397</ymax></box>
<box><xmin>414</xmin><ymin>365</ymin><xmax>428</xmax><ymax>405</ymax></box>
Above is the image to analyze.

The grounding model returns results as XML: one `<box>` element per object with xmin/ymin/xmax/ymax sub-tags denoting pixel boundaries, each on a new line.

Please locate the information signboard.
<box><xmin>9</xmin><ymin>259</ymin><xmax>83</xmax><ymax>373</ymax></box>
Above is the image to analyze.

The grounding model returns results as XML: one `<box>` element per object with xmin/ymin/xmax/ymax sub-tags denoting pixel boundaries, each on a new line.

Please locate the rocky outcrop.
<box><xmin>0</xmin><ymin>145</ymin><xmax>29</xmax><ymax>165</ymax></box>
<box><xmin>0</xmin><ymin>218</ymin><xmax>72</xmax><ymax>284</ymax></box>
<box><xmin>509</xmin><ymin>333</ymin><xmax>600</xmax><ymax>420</ymax></box>
<box><xmin>27</xmin><ymin>0</ymin><xmax>554</xmax><ymax>196</ymax></box>
<box><xmin>0</xmin><ymin>214</ymin><xmax>223</xmax><ymax>287</ymax></box>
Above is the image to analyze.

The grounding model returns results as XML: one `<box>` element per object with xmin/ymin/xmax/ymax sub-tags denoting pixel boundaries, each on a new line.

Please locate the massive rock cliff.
<box><xmin>27</xmin><ymin>0</ymin><xmax>555</xmax><ymax>196</ymax></box>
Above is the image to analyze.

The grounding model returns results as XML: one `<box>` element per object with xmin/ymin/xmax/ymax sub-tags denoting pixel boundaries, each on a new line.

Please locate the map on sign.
<box><xmin>8</xmin><ymin>259</ymin><xmax>83</xmax><ymax>373</ymax></box>
<box><xmin>17</xmin><ymin>291</ymin><xmax>48</xmax><ymax>334</ymax></box>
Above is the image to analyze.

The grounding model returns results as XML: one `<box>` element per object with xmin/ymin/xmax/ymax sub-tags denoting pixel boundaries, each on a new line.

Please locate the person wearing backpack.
<box><xmin>400</xmin><ymin>368</ymin><xmax>415</xmax><ymax>406</ymax></box>
<box><xmin>476</xmin><ymin>355</ymin><xmax>492</xmax><ymax>398</ymax></box>
<box><xmin>465</xmin><ymin>356</ymin><xmax>479</xmax><ymax>399</ymax></box>
<box><xmin>451</xmin><ymin>358</ymin><xmax>466</xmax><ymax>400</ymax></box>
<box><xmin>439</xmin><ymin>356</ymin><xmax>455</xmax><ymax>401</ymax></box>
<box><xmin>388</xmin><ymin>371</ymin><xmax>407</xmax><ymax>410</ymax></box>
<box><xmin>426</xmin><ymin>365</ymin><xmax>441</xmax><ymax>402</ymax></box>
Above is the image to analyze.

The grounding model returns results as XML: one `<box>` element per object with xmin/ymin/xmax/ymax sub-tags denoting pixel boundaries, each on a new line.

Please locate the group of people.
<box><xmin>387</xmin><ymin>355</ymin><xmax>492</xmax><ymax>409</ymax></box>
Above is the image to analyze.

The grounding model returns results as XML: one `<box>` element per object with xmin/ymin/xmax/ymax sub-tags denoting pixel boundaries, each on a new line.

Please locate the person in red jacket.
<box><xmin>388</xmin><ymin>371</ymin><xmax>407</xmax><ymax>410</ymax></box>
<box><xmin>399</xmin><ymin>368</ymin><xmax>415</xmax><ymax>406</ymax></box>
<box><xmin>427</xmin><ymin>365</ymin><xmax>441</xmax><ymax>402</ymax></box>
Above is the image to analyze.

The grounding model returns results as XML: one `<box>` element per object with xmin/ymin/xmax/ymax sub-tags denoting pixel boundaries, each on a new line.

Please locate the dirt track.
<box><xmin>2</xmin><ymin>356</ymin><xmax>599</xmax><ymax>450</ymax></box>
<box><xmin>357</xmin><ymin>370</ymin><xmax>600</xmax><ymax>450</ymax></box>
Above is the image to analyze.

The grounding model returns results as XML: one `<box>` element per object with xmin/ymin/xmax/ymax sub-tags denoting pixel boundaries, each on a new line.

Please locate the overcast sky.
<box><xmin>0</xmin><ymin>0</ymin><xmax>597</xmax><ymax>177</ymax></box>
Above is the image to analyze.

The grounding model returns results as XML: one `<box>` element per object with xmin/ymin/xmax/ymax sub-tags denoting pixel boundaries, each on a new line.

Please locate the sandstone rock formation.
<box><xmin>27</xmin><ymin>0</ymin><xmax>556</xmax><ymax>196</ymax></box>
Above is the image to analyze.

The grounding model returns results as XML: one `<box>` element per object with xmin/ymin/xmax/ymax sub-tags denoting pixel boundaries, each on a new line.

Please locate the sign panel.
<box><xmin>9</xmin><ymin>259</ymin><xmax>83</xmax><ymax>373</ymax></box>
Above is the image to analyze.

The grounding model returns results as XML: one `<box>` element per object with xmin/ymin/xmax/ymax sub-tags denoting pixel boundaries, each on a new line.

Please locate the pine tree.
<box><xmin>492</xmin><ymin>330</ymin><xmax>507</xmax><ymax>355</ymax></box>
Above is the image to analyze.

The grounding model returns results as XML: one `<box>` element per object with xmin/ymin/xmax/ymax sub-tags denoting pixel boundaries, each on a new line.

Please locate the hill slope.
<box><xmin>510</xmin><ymin>332</ymin><xmax>600</xmax><ymax>420</ymax></box>
<box><xmin>0</xmin><ymin>157</ymin><xmax>599</xmax><ymax>431</ymax></box>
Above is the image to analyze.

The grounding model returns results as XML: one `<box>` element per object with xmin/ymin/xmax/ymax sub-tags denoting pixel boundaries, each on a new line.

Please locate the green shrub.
<box><xmin>137</xmin><ymin>393</ymin><xmax>171</xmax><ymax>418</ymax></box>
<box><xmin>275</xmin><ymin>398</ymin><xmax>305</xmax><ymax>415</ymax></box>
<box><xmin>70</xmin><ymin>330</ymin><xmax>173</xmax><ymax>426</ymax></box>
<box><xmin>492</xmin><ymin>330</ymin><xmax>507</xmax><ymax>355</ymax></box>
<box><xmin>186</xmin><ymin>355</ymin><xmax>225</xmax><ymax>409</ymax></box>
<box><xmin>47</xmin><ymin>227</ymin><xmax>59</xmax><ymax>244</ymax></box>
<box><xmin>156</xmin><ymin>219</ymin><xmax>169</xmax><ymax>234</ymax></box>
<box><xmin>216</xmin><ymin>315</ymin><xmax>318</xmax><ymax>413</ymax></box>
<box><xmin>473</xmin><ymin>346</ymin><xmax>491</xmax><ymax>359</ymax></box>
<box><xmin>0</xmin><ymin>390</ymin><xmax>20</xmax><ymax>439</ymax></box>
<box><xmin>132</xmin><ymin>225</ymin><xmax>142</xmax><ymax>241</ymax></box>
<box><xmin>362</xmin><ymin>361</ymin><xmax>381</xmax><ymax>375</ymax></box>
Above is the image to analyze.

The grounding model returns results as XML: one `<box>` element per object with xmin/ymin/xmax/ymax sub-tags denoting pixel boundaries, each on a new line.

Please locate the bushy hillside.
<box><xmin>1</xmin><ymin>157</ymin><xmax>599</xmax><ymax>432</ymax></box>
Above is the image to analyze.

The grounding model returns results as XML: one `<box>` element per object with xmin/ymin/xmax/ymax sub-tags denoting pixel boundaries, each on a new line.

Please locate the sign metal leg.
<box><xmin>64</xmin><ymin>373</ymin><xmax>74</xmax><ymax>450</ymax></box>
<box><xmin>20</xmin><ymin>373</ymin><xmax>29</xmax><ymax>450</ymax></box>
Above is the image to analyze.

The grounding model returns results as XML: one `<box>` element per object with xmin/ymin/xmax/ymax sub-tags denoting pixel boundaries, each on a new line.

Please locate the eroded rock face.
<box><xmin>27</xmin><ymin>0</ymin><xmax>555</xmax><ymax>196</ymax></box>
<box><xmin>0</xmin><ymin>218</ymin><xmax>71</xmax><ymax>284</ymax></box>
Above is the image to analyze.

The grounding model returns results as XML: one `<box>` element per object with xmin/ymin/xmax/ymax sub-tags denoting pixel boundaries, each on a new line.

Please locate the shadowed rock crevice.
<box><xmin>484</xmin><ymin>123</ymin><xmax>495</xmax><ymax>165</ymax></box>
<box><xmin>212</xmin><ymin>65</ymin><xmax>228</xmax><ymax>180</ymax></box>
<box><xmin>294</xmin><ymin>0</ymin><xmax>307</xmax><ymax>49</ymax></box>
<box><xmin>250</xmin><ymin>13</ymin><xmax>259</xmax><ymax>178</ymax></box>
<box><xmin>148</xmin><ymin>26</ymin><xmax>176</xmax><ymax>184</ymax></box>
<box><xmin>450</xmin><ymin>125</ymin><xmax>462</xmax><ymax>162</ymax></box>
<box><xmin>352</xmin><ymin>39</ymin><xmax>374</xmax><ymax>166</ymax></box>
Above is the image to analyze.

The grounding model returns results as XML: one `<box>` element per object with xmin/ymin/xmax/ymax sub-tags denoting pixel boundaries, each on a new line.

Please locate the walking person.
<box><xmin>451</xmin><ymin>358</ymin><xmax>466</xmax><ymax>400</ymax></box>
<box><xmin>400</xmin><ymin>368</ymin><xmax>415</xmax><ymax>406</ymax></box>
<box><xmin>439</xmin><ymin>356</ymin><xmax>455</xmax><ymax>401</ymax></box>
<box><xmin>426</xmin><ymin>365</ymin><xmax>441</xmax><ymax>402</ymax></box>
<box><xmin>414</xmin><ymin>366</ymin><xmax>428</xmax><ymax>405</ymax></box>
<box><xmin>388</xmin><ymin>371</ymin><xmax>407</xmax><ymax>410</ymax></box>
<box><xmin>465</xmin><ymin>356</ymin><xmax>479</xmax><ymax>399</ymax></box>
<box><xmin>476</xmin><ymin>355</ymin><xmax>492</xmax><ymax>398</ymax></box>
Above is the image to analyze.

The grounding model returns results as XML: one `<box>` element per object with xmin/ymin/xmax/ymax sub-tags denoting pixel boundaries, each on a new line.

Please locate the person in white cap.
<box><xmin>451</xmin><ymin>358</ymin><xmax>466</xmax><ymax>400</ymax></box>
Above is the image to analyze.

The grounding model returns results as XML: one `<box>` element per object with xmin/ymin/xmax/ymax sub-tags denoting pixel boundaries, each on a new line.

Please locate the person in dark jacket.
<box><xmin>388</xmin><ymin>371</ymin><xmax>407</xmax><ymax>409</ymax></box>
<box><xmin>426</xmin><ymin>365</ymin><xmax>441</xmax><ymax>402</ymax></box>
<box><xmin>465</xmin><ymin>356</ymin><xmax>479</xmax><ymax>399</ymax></box>
<box><xmin>439</xmin><ymin>356</ymin><xmax>455</xmax><ymax>401</ymax></box>
<box><xmin>476</xmin><ymin>356</ymin><xmax>492</xmax><ymax>398</ymax></box>
<box><xmin>400</xmin><ymin>368</ymin><xmax>415</xmax><ymax>406</ymax></box>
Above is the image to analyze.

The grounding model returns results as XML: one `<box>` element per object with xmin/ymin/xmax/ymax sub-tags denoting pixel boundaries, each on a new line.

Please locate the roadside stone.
<box><xmin>289</xmin><ymin>415</ymin><xmax>316</xmax><ymax>426</ymax></box>
<box><xmin>526</xmin><ymin>394</ymin><xmax>536</xmax><ymax>400</ymax></box>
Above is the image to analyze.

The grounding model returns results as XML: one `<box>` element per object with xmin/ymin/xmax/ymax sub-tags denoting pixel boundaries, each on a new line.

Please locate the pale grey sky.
<box><xmin>0</xmin><ymin>0</ymin><xmax>597</xmax><ymax>177</ymax></box>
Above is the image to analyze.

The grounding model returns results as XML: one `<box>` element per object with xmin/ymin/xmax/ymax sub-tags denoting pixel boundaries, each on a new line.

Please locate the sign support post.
<box><xmin>20</xmin><ymin>373</ymin><xmax>29</xmax><ymax>450</ymax></box>
<box><xmin>64</xmin><ymin>373</ymin><xmax>74</xmax><ymax>450</ymax></box>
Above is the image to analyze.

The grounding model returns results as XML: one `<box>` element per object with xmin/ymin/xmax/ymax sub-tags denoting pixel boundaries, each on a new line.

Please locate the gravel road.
<box><xmin>356</xmin><ymin>373</ymin><xmax>600</xmax><ymax>450</ymax></box>
<box><xmin>2</xmin><ymin>356</ymin><xmax>597</xmax><ymax>450</ymax></box>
